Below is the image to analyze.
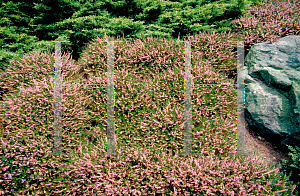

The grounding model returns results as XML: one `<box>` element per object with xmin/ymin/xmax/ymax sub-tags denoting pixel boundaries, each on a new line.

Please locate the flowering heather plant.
<box><xmin>1</xmin><ymin>0</ymin><xmax>300</xmax><ymax>194</ymax></box>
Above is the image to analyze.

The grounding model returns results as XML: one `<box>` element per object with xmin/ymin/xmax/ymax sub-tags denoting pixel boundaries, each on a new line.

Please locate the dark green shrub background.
<box><xmin>0</xmin><ymin>0</ymin><xmax>262</xmax><ymax>72</ymax></box>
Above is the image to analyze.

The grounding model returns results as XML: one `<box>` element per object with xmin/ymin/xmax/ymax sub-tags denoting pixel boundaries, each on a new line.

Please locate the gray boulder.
<box><xmin>243</xmin><ymin>35</ymin><xmax>300</xmax><ymax>154</ymax></box>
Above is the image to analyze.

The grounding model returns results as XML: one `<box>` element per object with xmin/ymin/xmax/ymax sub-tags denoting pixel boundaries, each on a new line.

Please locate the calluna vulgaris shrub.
<box><xmin>1</xmin><ymin>0</ymin><xmax>300</xmax><ymax>192</ymax></box>
<box><xmin>0</xmin><ymin>34</ymin><xmax>298</xmax><ymax>195</ymax></box>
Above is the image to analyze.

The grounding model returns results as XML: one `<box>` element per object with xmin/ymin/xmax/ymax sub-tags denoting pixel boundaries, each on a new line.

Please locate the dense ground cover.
<box><xmin>0</xmin><ymin>35</ymin><xmax>298</xmax><ymax>195</ymax></box>
<box><xmin>0</xmin><ymin>0</ymin><xmax>300</xmax><ymax>195</ymax></box>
